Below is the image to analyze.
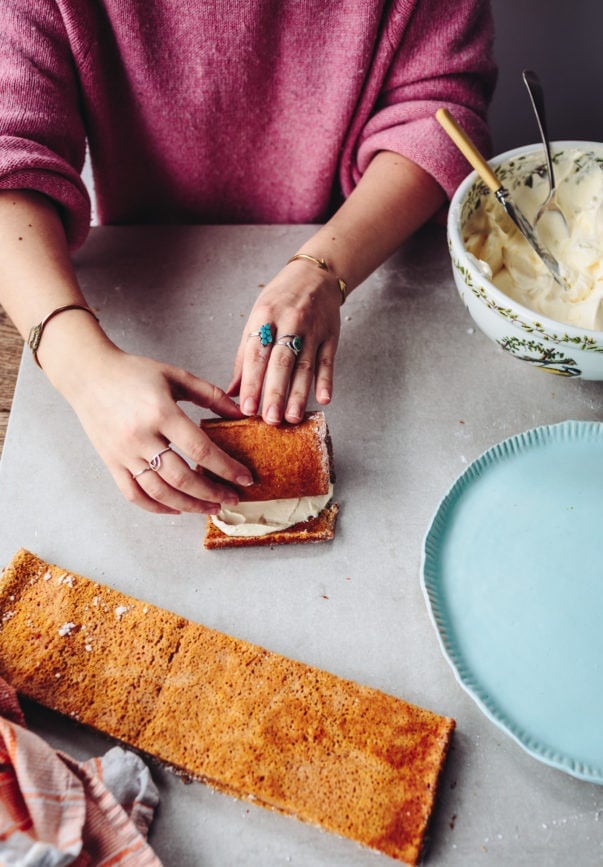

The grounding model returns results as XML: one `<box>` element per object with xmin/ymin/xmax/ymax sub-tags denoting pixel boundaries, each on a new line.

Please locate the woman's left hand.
<box><xmin>227</xmin><ymin>259</ymin><xmax>342</xmax><ymax>425</ymax></box>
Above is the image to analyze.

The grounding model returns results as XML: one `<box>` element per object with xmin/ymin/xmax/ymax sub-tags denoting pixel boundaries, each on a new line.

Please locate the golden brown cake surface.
<box><xmin>0</xmin><ymin>549</ymin><xmax>454</xmax><ymax>865</ymax></box>
<box><xmin>201</xmin><ymin>411</ymin><xmax>333</xmax><ymax>502</ymax></box>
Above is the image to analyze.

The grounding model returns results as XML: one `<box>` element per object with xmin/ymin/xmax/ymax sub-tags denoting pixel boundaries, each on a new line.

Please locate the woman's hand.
<box><xmin>0</xmin><ymin>192</ymin><xmax>254</xmax><ymax>515</ymax></box>
<box><xmin>227</xmin><ymin>153</ymin><xmax>447</xmax><ymax>426</ymax></box>
<box><xmin>52</xmin><ymin>340</ymin><xmax>254</xmax><ymax>515</ymax></box>
<box><xmin>228</xmin><ymin>258</ymin><xmax>342</xmax><ymax>425</ymax></box>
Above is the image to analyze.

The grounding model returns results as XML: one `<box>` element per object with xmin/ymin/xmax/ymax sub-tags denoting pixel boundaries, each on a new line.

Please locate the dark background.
<box><xmin>490</xmin><ymin>0</ymin><xmax>603</xmax><ymax>153</ymax></box>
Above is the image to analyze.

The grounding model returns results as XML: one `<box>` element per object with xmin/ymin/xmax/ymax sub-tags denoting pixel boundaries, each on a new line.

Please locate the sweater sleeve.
<box><xmin>0</xmin><ymin>0</ymin><xmax>91</xmax><ymax>249</ymax></box>
<box><xmin>342</xmin><ymin>0</ymin><xmax>497</xmax><ymax>201</ymax></box>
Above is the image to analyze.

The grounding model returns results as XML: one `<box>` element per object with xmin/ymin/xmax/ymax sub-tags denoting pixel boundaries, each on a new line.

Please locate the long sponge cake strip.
<box><xmin>0</xmin><ymin>550</ymin><xmax>454</xmax><ymax>865</ymax></box>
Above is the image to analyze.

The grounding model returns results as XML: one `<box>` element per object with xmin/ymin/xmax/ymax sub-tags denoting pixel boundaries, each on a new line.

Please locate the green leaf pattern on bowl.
<box><xmin>450</xmin><ymin>243</ymin><xmax>603</xmax><ymax>354</ymax></box>
<box><xmin>460</xmin><ymin>149</ymin><xmax>603</xmax><ymax>225</ymax></box>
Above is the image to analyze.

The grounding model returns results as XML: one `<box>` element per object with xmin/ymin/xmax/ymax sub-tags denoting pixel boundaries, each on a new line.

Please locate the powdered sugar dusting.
<box><xmin>57</xmin><ymin>573</ymin><xmax>74</xmax><ymax>587</ymax></box>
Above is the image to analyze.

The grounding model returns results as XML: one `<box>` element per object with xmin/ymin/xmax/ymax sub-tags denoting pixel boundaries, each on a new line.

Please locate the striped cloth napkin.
<box><xmin>0</xmin><ymin>677</ymin><xmax>162</xmax><ymax>865</ymax></box>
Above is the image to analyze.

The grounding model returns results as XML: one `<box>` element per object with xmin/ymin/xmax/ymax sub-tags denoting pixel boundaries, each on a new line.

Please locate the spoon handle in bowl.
<box><xmin>521</xmin><ymin>69</ymin><xmax>556</xmax><ymax>190</ymax></box>
<box><xmin>435</xmin><ymin>108</ymin><xmax>501</xmax><ymax>193</ymax></box>
<box><xmin>436</xmin><ymin>108</ymin><xmax>574</xmax><ymax>293</ymax></box>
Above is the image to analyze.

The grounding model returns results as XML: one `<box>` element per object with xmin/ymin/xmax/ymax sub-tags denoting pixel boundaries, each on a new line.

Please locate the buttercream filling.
<box><xmin>212</xmin><ymin>484</ymin><xmax>333</xmax><ymax>537</ymax></box>
<box><xmin>463</xmin><ymin>148</ymin><xmax>603</xmax><ymax>328</ymax></box>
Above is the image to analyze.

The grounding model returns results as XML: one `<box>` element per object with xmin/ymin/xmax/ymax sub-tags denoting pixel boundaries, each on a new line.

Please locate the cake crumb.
<box><xmin>58</xmin><ymin>622</ymin><xmax>77</xmax><ymax>636</ymax></box>
<box><xmin>57</xmin><ymin>573</ymin><xmax>75</xmax><ymax>587</ymax></box>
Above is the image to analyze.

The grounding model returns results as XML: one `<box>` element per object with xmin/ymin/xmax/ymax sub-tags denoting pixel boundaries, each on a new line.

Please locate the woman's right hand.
<box><xmin>45</xmin><ymin>333</ymin><xmax>253</xmax><ymax>515</ymax></box>
<box><xmin>0</xmin><ymin>191</ymin><xmax>252</xmax><ymax>514</ymax></box>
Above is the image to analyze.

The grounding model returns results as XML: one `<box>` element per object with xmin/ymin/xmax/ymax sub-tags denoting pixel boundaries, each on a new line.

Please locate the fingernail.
<box><xmin>287</xmin><ymin>405</ymin><xmax>303</xmax><ymax>422</ymax></box>
<box><xmin>266</xmin><ymin>405</ymin><xmax>280</xmax><ymax>424</ymax></box>
<box><xmin>318</xmin><ymin>388</ymin><xmax>331</xmax><ymax>403</ymax></box>
<box><xmin>223</xmin><ymin>492</ymin><xmax>240</xmax><ymax>506</ymax></box>
<box><xmin>236</xmin><ymin>474</ymin><xmax>254</xmax><ymax>487</ymax></box>
<box><xmin>242</xmin><ymin>397</ymin><xmax>256</xmax><ymax>415</ymax></box>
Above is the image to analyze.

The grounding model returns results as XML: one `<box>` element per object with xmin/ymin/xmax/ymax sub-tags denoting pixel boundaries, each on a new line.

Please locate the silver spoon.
<box><xmin>522</xmin><ymin>69</ymin><xmax>569</xmax><ymax>233</ymax></box>
<box><xmin>436</xmin><ymin>108</ymin><xmax>573</xmax><ymax>291</ymax></box>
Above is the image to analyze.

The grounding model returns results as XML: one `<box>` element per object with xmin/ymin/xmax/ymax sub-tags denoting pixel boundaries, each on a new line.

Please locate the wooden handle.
<box><xmin>436</xmin><ymin>108</ymin><xmax>501</xmax><ymax>193</ymax></box>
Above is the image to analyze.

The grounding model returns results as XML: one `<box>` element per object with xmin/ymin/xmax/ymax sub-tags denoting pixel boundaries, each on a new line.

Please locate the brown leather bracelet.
<box><xmin>27</xmin><ymin>304</ymin><xmax>99</xmax><ymax>368</ymax></box>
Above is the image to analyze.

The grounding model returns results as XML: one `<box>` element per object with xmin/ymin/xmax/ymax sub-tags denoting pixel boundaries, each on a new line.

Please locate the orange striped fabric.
<box><xmin>0</xmin><ymin>677</ymin><xmax>162</xmax><ymax>866</ymax></box>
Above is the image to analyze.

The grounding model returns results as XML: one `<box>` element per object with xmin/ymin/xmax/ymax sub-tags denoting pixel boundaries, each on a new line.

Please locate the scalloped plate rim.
<box><xmin>421</xmin><ymin>419</ymin><xmax>603</xmax><ymax>784</ymax></box>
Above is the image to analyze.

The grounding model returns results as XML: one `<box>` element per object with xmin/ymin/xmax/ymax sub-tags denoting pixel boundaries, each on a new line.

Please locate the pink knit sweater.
<box><xmin>0</xmin><ymin>0</ymin><xmax>496</xmax><ymax>250</ymax></box>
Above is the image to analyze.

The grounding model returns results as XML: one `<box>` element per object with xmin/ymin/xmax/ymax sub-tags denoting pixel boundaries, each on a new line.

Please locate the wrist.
<box><xmin>28</xmin><ymin>304</ymin><xmax>99</xmax><ymax>368</ymax></box>
<box><xmin>286</xmin><ymin>252</ymin><xmax>348</xmax><ymax>305</ymax></box>
<box><xmin>34</xmin><ymin>308</ymin><xmax>117</xmax><ymax>395</ymax></box>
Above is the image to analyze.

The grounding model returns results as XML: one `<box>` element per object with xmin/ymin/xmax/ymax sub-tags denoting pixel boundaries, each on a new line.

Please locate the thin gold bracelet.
<box><xmin>287</xmin><ymin>253</ymin><xmax>348</xmax><ymax>305</ymax></box>
<box><xmin>27</xmin><ymin>304</ymin><xmax>99</xmax><ymax>368</ymax></box>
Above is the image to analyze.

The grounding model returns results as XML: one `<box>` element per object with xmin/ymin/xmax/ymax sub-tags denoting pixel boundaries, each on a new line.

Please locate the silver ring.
<box><xmin>276</xmin><ymin>334</ymin><xmax>303</xmax><ymax>357</ymax></box>
<box><xmin>131</xmin><ymin>446</ymin><xmax>172</xmax><ymax>480</ymax></box>
<box><xmin>148</xmin><ymin>446</ymin><xmax>172</xmax><ymax>471</ymax></box>
<box><xmin>132</xmin><ymin>466</ymin><xmax>152</xmax><ymax>480</ymax></box>
<box><xmin>248</xmin><ymin>322</ymin><xmax>273</xmax><ymax>347</ymax></box>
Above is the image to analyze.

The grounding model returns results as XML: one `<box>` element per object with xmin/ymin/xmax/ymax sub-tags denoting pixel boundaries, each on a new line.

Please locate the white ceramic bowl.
<box><xmin>448</xmin><ymin>141</ymin><xmax>603</xmax><ymax>379</ymax></box>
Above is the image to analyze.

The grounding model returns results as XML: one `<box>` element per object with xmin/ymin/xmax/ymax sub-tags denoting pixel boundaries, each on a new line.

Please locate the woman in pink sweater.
<box><xmin>0</xmin><ymin>0</ymin><xmax>496</xmax><ymax>515</ymax></box>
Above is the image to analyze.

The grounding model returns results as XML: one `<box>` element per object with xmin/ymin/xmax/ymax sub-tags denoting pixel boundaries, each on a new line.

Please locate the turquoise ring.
<box><xmin>248</xmin><ymin>323</ymin><xmax>273</xmax><ymax>347</ymax></box>
<box><xmin>276</xmin><ymin>333</ymin><xmax>303</xmax><ymax>357</ymax></box>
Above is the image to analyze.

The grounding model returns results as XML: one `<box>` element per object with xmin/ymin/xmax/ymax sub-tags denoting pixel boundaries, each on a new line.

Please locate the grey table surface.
<box><xmin>1</xmin><ymin>224</ymin><xmax>602</xmax><ymax>866</ymax></box>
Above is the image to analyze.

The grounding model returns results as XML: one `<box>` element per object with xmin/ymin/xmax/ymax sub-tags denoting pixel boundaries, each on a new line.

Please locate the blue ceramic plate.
<box><xmin>421</xmin><ymin>420</ymin><xmax>603</xmax><ymax>783</ymax></box>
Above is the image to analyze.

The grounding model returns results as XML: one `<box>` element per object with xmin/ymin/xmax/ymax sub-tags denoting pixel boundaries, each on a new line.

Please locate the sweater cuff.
<box><xmin>351</xmin><ymin>109</ymin><xmax>493</xmax><ymax>202</ymax></box>
<box><xmin>0</xmin><ymin>141</ymin><xmax>91</xmax><ymax>251</ymax></box>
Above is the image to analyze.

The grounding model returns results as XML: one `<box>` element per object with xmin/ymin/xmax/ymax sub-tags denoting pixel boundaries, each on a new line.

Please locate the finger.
<box><xmin>260</xmin><ymin>338</ymin><xmax>301</xmax><ymax>425</ymax></box>
<box><xmin>145</xmin><ymin>447</ymin><xmax>242</xmax><ymax>507</ymax></box>
<box><xmin>237</xmin><ymin>322</ymin><xmax>275</xmax><ymax>416</ymax></box>
<box><xmin>161</xmin><ymin>411</ymin><xmax>254</xmax><ymax>488</ymax></box>
<box><xmin>226</xmin><ymin>343</ymin><xmax>245</xmax><ymax>397</ymax></box>
<box><xmin>131</xmin><ymin>468</ymin><xmax>224</xmax><ymax>515</ymax></box>
<box><xmin>283</xmin><ymin>352</ymin><xmax>315</xmax><ymax>423</ymax></box>
<box><xmin>226</xmin><ymin>375</ymin><xmax>241</xmax><ymax>398</ymax></box>
<box><xmin>117</xmin><ymin>468</ymin><xmax>181</xmax><ymax>515</ymax></box>
<box><xmin>170</xmin><ymin>369</ymin><xmax>245</xmax><ymax>420</ymax></box>
<box><xmin>314</xmin><ymin>337</ymin><xmax>338</xmax><ymax>405</ymax></box>
<box><xmin>126</xmin><ymin>447</ymin><xmax>239</xmax><ymax>514</ymax></box>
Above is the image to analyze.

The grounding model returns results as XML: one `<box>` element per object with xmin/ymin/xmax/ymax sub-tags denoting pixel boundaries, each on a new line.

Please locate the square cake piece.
<box><xmin>201</xmin><ymin>412</ymin><xmax>339</xmax><ymax>548</ymax></box>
